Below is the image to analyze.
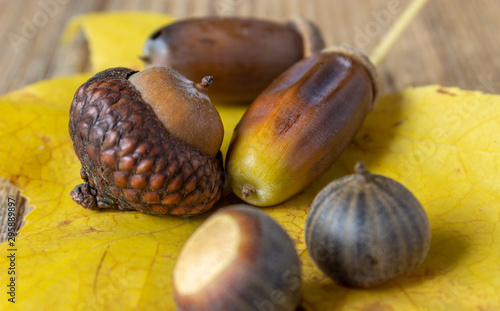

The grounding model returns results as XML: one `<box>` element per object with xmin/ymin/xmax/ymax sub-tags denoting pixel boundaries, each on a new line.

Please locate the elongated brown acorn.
<box><xmin>173</xmin><ymin>205</ymin><xmax>302</xmax><ymax>310</ymax></box>
<box><xmin>226</xmin><ymin>47</ymin><xmax>378</xmax><ymax>206</ymax></box>
<box><xmin>305</xmin><ymin>162</ymin><xmax>431</xmax><ymax>288</ymax></box>
<box><xmin>142</xmin><ymin>17</ymin><xmax>324</xmax><ymax>104</ymax></box>
<box><xmin>69</xmin><ymin>67</ymin><xmax>224</xmax><ymax>216</ymax></box>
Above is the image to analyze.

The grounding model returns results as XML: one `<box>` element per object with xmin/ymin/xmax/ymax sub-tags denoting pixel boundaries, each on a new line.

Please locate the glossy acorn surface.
<box><xmin>226</xmin><ymin>48</ymin><xmax>377</xmax><ymax>206</ymax></box>
<box><xmin>173</xmin><ymin>205</ymin><xmax>301</xmax><ymax>311</ymax></box>
<box><xmin>142</xmin><ymin>17</ymin><xmax>324</xmax><ymax>104</ymax></box>
<box><xmin>305</xmin><ymin>162</ymin><xmax>431</xmax><ymax>288</ymax></box>
<box><xmin>68</xmin><ymin>67</ymin><xmax>224</xmax><ymax>216</ymax></box>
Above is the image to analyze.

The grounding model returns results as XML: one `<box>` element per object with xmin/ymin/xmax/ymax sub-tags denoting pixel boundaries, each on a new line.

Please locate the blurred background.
<box><xmin>0</xmin><ymin>0</ymin><xmax>499</xmax><ymax>96</ymax></box>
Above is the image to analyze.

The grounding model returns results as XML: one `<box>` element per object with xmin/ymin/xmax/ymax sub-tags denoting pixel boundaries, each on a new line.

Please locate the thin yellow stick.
<box><xmin>370</xmin><ymin>0</ymin><xmax>429</xmax><ymax>67</ymax></box>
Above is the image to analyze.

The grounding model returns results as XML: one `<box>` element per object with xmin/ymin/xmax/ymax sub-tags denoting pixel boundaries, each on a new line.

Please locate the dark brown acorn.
<box><xmin>69</xmin><ymin>66</ymin><xmax>225</xmax><ymax>216</ymax></box>
<box><xmin>142</xmin><ymin>17</ymin><xmax>325</xmax><ymax>104</ymax></box>
<box><xmin>173</xmin><ymin>205</ymin><xmax>301</xmax><ymax>311</ymax></box>
<box><xmin>305</xmin><ymin>162</ymin><xmax>431</xmax><ymax>288</ymax></box>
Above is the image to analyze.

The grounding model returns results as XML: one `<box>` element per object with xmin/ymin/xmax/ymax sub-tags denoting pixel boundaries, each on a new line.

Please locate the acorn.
<box><xmin>68</xmin><ymin>66</ymin><xmax>225</xmax><ymax>216</ymax></box>
<box><xmin>305</xmin><ymin>162</ymin><xmax>431</xmax><ymax>288</ymax></box>
<box><xmin>226</xmin><ymin>47</ymin><xmax>377</xmax><ymax>206</ymax></box>
<box><xmin>172</xmin><ymin>205</ymin><xmax>301</xmax><ymax>310</ymax></box>
<box><xmin>142</xmin><ymin>16</ymin><xmax>325</xmax><ymax>104</ymax></box>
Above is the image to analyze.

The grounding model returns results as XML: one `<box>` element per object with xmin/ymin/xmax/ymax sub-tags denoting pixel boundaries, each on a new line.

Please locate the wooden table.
<box><xmin>1</xmin><ymin>0</ymin><xmax>499</xmax><ymax>240</ymax></box>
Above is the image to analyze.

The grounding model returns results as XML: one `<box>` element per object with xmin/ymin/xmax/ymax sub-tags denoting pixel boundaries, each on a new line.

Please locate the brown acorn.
<box><xmin>142</xmin><ymin>16</ymin><xmax>325</xmax><ymax>104</ymax></box>
<box><xmin>226</xmin><ymin>47</ymin><xmax>377</xmax><ymax>206</ymax></box>
<box><xmin>173</xmin><ymin>205</ymin><xmax>301</xmax><ymax>310</ymax></box>
<box><xmin>69</xmin><ymin>67</ymin><xmax>225</xmax><ymax>216</ymax></box>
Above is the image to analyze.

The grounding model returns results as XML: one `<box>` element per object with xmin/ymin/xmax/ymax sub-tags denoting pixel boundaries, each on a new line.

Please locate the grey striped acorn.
<box><xmin>305</xmin><ymin>162</ymin><xmax>431</xmax><ymax>288</ymax></box>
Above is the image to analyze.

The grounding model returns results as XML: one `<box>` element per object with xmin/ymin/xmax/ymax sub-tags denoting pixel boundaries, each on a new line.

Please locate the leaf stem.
<box><xmin>370</xmin><ymin>0</ymin><xmax>429</xmax><ymax>67</ymax></box>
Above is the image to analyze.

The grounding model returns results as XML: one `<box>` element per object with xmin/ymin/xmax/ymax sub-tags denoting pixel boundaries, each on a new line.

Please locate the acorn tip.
<box><xmin>354</xmin><ymin>161</ymin><xmax>368</xmax><ymax>175</ymax></box>
<box><xmin>242</xmin><ymin>184</ymin><xmax>255</xmax><ymax>199</ymax></box>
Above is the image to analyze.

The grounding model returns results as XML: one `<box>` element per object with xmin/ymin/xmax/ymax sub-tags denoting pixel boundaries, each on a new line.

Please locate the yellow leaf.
<box><xmin>1</xmin><ymin>12</ymin><xmax>499</xmax><ymax>311</ymax></box>
<box><xmin>61</xmin><ymin>12</ymin><xmax>175</xmax><ymax>72</ymax></box>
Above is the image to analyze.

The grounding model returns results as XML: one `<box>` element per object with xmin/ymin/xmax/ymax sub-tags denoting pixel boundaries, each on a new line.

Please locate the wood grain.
<box><xmin>1</xmin><ymin>0</ymin><xmax>499</xmax><ymax>241</ymax></box>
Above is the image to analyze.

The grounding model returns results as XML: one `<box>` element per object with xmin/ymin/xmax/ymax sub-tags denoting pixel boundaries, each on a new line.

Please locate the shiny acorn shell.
<box><xmin>142</xmin><ymin>17</ymin><xmax>325</xmax><ymax>104</ymax></box>
<box><xmin>226</xmin><ymin>47</ymin><xmax>377</xmax><ymax>206</ymax></box>
<box><xmin>173</xmin><ymin>205</ymin><xmax>302</xmax><ymax>310</ymax></box>
<box><xmin>305</xmin><ymin>162</ymin><xmax>431</xmax><ymax>288</ymax></box>
<box><xmin>68</xmin><ymin>67</ymin><xmax>224</xmax><ymax>216</ymax></box>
